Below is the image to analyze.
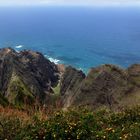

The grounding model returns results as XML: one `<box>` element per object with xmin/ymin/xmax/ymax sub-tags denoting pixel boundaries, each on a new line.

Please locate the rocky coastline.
<box><xmin>0</xmin><ymin>47</ymin><xmax>140</xmax><ymax>110</ymax></box>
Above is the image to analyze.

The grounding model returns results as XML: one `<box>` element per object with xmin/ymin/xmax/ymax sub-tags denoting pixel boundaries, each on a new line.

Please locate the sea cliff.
<box><xmin>0</xmin><ymin>48</ymin><xmax>140</xmax><ymax>110</ymax></box>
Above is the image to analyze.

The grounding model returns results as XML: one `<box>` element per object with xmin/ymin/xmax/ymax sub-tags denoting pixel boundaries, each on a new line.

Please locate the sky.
<box><xmin>0</xmin><ymin>0</ymin><xmax>140</xmax><ymax>7</ymax></box>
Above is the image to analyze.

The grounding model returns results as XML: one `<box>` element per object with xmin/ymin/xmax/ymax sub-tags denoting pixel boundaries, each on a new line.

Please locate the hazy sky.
<box><xmin>0</xmin><ymin>0</ymin><xmax>140</xmax><ymax>6</ymax></box>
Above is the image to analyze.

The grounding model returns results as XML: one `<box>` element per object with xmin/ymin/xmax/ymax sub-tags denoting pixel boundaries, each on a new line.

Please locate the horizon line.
<box><xmin>1</xmin><ymin>4</ymin><xmax>140</xmax><ymax>8</ymax></box>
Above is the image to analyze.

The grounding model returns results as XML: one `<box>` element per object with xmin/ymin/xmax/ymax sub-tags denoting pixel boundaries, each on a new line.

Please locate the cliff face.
<box><xmin>0</xmin><ymin>48</ymin><xmax>59</xmax><ymax>106</ymax></box>
<box><xmin>60</xmin><ymin>66</ymin><xmax>85</xmax><ymax>108</ymax></box>
<box><xmin>61</xmin><ymin>64</ymin><xmax>140</xmax><ymax>110</ymax></box>
<box><xmin>0</xmin><ymin>48</ymin><xmax>140</xmax><ymax>110</ymax></box>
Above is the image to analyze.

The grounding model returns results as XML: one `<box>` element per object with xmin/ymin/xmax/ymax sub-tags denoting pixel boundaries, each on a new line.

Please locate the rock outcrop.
<box><xmin>61</xmin><ymin>64</ymin><xmax>140</xmax><ymax>110</ymax></box>
<box><xmin>0</xmin><ymin>47</ymin><xmax>140</xmax><ymax>110</ymax></box>
<box><xmin>0</xmin><ymin>48</ymin><xmax>59</xmax><ymax>106</ymax></box>
<box><xmin>60</xmin><ymin>66</ymin><xmax>85</xmax><ymax>108</ymax></box>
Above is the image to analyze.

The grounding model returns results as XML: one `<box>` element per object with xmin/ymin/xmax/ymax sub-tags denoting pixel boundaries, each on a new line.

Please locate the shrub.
<box><xmin>0</xmin><ymin>106</ymin><xmax>140</xmax><ymax>140</ymax></box>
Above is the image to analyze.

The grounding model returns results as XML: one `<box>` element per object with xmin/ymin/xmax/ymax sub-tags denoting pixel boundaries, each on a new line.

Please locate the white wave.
<box><xmin>78</xmin><ymin>67</ymin><xmax>84</xmax><ymax>71</ymax></box>
<box><xmin>45</xmin><ymin>55</ymin><xmax>60</xmax><ymax>64</ymax></box>
<box><xmin>15</xmin><ymin>45</ymin><xmax>23</xmax><ymax>49</ymax></box>
<box><xmin>15</xmin><ymin>50</ymin><xmax>19</xmax><ymax>53</ymax></box>
<box><xmin>49</xmin><ymin>58</ymin><xmax>60</xmax><ymax>64</ymax></box>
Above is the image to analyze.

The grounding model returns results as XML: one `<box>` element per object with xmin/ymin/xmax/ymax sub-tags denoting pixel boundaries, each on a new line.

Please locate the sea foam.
<box><xmin>45</xmin><ymin>55</ymin><xmax>60</xmax><ymax>64</ymax></box>
<box><xmin>15</xmin><ymin>45</ymin><xmax>23</xmax><ymax>49</ymax></box>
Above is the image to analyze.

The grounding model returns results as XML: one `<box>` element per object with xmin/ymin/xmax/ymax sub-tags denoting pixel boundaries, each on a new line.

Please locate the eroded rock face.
<box><xmin>0</xmin><ymin>48</ymin><xmax>59</xmax><ymax>106</ymax></box>
<box><xmin>61</xmin><ymin>64</ymin><xmax>137</xmax><ymax>110</ymax></box>
<box><xmin>0</xmin><ymin>47</ymin><xmax>140</xmax><ymax>110</ymax></box>
<box><xmin>60</xmin><ymin>66</ymin><xmax>85</xmax><ymax>108</ymax></box>
<box><xmin>19</xmin><ymin>50</ymin><xmax>59</xmax><ymax>92</ymax></box>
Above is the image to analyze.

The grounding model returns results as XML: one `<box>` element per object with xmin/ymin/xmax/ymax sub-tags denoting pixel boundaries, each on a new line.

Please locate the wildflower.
<box><xmin>123</xmin><ymin>134</ymin><xmax>128</xmax><ymax>139</ymax></box>
<box><xmin>106</xmin><ymin>127</ymin><xmax>113</xmax><ymax>131</ymax></box>
<box><xmin>96</xmin><ymin>135</ymin><xmax>99</xmax><ymax>137</ymax></box>
<box><xmin>112</xmin><ymin>129</ymin><xmax>115</xmax><ymax>133</ymax></box>
<box><xmin>77</xmin><ymin>135</ymin><xmax>80</xmax><ymax>139</ymax></box>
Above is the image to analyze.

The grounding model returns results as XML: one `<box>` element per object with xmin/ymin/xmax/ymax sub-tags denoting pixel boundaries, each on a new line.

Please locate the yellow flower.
<box><xmin>112</xmin><ymin>129</ymin><xmax>115</xmax><ymax>133</ymax></box>
<box><xmin>123</xmin><ymin>134</ymin><xmax>128</xmax><ymax>139</ymax></box>
<box><xmin>77</xmin><ymin>135</ymin><xmax>80</xmax><ymax>139</ymax></box>
<box><xmin>53</xmin><ymin>134</ymin><xmax>56</xmax><ymax>138</ymax></box>
<box><xmin>106</xmin><ymin>127</ymin><xmax>113</xmax><ymax>131</ymax></box>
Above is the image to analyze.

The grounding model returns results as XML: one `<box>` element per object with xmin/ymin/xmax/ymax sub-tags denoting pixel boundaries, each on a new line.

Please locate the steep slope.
<box><xmin>60</xmin><ymin>66</ymin><xmax>85</xmax><ymax>108</ymax></box>
<box><xmin>61</xmin><ymin>64</ymin><xmax>140</xmax><ymax>110</ymax></box>
<box><xmin>0</xmin><ymin>48</ymin><xmax>59</xmax><ymax>107</ymax></box>
<box><xmin>0</xmin><ymin>47</ymin><xmax>140</xmax><ymax>110</ymax></box>
<box><xmin>128</xmin><ymin>64</ymin><xmax>140</xmax><ymax>87</ymax></box>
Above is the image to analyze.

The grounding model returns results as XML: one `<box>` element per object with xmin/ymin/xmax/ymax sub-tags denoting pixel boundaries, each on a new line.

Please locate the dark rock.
<box><xmin>0</xmin><ymin>48</ymin><xmax>59</xmax><ymax>106</ymax></box>
<box><xmin>0</xmin><ymin>47</ymin><xmax>140</xmax><ymax>110</ymax></box>
<box><xmin>60</xmin><ymin>66</ymin><xmax>85</xmax><ymax>108</ymax></box>
<box><xmin>62</xmin><ymin>64</ymin><xmax>132</xmax><ymax>110</ymax></box>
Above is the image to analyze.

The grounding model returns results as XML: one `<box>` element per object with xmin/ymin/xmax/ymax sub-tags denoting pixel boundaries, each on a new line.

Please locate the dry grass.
<box><xmin>0</xmin><ymin>105</ymin><xmax>30</xmax><ymax>121</ymax></box>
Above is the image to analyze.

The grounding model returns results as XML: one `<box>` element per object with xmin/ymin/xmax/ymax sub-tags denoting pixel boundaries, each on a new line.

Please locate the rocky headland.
<box><xmin>0</xmin><ymin>47</ymin><xmax>140</xmax><ymax>110</ymax></box>
<box><xmin>0</xmin><ymin>48</ymin><xmax>59</xmax><ymax>107</ymax></box>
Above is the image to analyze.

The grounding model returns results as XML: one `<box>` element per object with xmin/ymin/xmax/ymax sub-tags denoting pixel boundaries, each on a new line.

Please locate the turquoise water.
<box><xmin>0</xmin><ymin>6</ymin><xmax>140</xmax><ymax>72</ymax></box>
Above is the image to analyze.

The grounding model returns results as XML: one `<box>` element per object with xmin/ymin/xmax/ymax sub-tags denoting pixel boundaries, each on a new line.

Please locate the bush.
<box><xmin>0</xmin><ymin>106</ymin><xmax>140</xmax><ymax>140</ymax></box>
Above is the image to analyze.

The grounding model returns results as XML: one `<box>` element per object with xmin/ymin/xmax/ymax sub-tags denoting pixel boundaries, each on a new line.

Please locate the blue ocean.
<box><xmin>0</xmin><ymin>6</ymin><xmax>140</xmax><ymax>72</ymax></box>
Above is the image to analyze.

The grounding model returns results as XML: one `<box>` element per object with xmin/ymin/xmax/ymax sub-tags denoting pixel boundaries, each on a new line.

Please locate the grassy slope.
<box><xmin>7</xmin><ymin>72</ymin><xmax>34</xmax><ymax>108</ymax></box>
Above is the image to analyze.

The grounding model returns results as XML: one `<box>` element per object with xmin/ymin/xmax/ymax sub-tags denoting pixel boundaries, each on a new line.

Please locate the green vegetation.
<box><xmin>0</xmin><ymin>93</ymin><xmax>9</xmax><ymax>107</ymax></box>
<box><xmin>50</xmin><ymin>83</ymin><xmax>61</xmax><ymax>106</ymax></box>
<box><xmin>52</xmin><ymin>83</ymin><xmax>60</xmax><ymax>95</ymax></box>
<box><xmin>131</xmin><ymin>77</ymin><xmax>140</xmax><ymax>86</ymax></box>
<box><xmin>7</xmin><ymin>72</ymin><xmax>34</xmax><ymax>108</ymax></box>
<box><xmin>0</xmin><ymin>106</ymin><xmax>140</xmax><ymax>140</ymax></box>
